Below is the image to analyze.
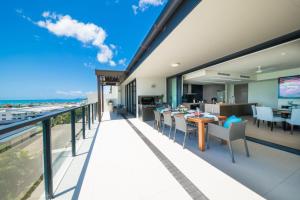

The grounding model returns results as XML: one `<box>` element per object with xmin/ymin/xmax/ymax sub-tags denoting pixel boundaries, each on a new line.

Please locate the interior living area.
<box><xmin>180</xmin><ymin>39</ymin><xmax>300</xmax><ymax>151</ymax></box>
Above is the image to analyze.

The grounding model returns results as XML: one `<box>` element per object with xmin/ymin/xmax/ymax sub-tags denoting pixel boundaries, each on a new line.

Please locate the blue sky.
<box><xmin>0</xmin><ymin>0</ymin><xmax>165</xmax><ymax>99</ymax></box>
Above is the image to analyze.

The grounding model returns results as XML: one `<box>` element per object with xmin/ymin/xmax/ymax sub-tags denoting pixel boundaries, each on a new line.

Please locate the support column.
<box><xmin>97</xmin><ymin>76</ymin><xmax>102</xmax><ymax>122</ymax></box>
<box><xmin>101</xmin><ymin>84</ymin><xmax>104</xmax><ymax>113</ymax></box>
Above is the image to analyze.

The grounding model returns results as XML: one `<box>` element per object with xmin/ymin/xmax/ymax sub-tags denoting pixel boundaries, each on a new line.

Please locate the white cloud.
<box><xmin>83</xmin><ymin>62</ymin><xmax>95</xmax><ymax>70</ymax></box>
<box><xmin>109</xmin><ymin>44</ymin><xmax>116</xmax><ymax>49</ymax></box>
<box><xmin>36</xmin><ymin>12</ymin><xmax>116</xmax><ymax>66</ymax></box>
<box><xmin>109</xmin><ymin>60</ymin><xmax>116</xmax><ymax>67</ymax></box>
<box><xmin>56</xmin><ymin>90</ymin><xmax>83</xmax><ymax>97</ymax></box>
<box><xmin>56</xmin><ymin>90</ymin><xmax>95</xmax><ymax>97</ymax></box>
<box><xmin>16</xmin><ymin>9</ymin><xmax>33</xmax><ymax>22</ymax></box>
<box><xmin>118</xmin><ymin>58</ymin><xmax>127</xmax><ymax>66</ymax></box>
<box><xmin>132</xmin><ymin>0</ymin><xmax>164</xmax><ymax>14</ymax></box>
<box><xmin>132</xmin><ymin>5</ymin><xmax>139</xmax><ymax>15</ymax></box>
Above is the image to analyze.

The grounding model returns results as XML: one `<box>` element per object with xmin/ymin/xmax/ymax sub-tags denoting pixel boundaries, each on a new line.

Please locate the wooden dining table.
<box><xmin>187</xmin><ymin>116</ymin><xmax>227</xmax><ymax>151</ymax></box>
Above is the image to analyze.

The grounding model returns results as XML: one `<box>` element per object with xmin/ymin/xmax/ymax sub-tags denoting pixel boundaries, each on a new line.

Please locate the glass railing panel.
<box><xmin>50</xmin><ymin>112</ymin><xmax>72</xmax><ymax>188</ymax></box>
<box><xmin>75</xmin><ymin>108</ymin><xmax>83</xmax><ymax>139</ymax></box>
<box><xmin>0</xmin><ymin>123</ymin><xmax>44</xmax><ymax>200</ymax></box>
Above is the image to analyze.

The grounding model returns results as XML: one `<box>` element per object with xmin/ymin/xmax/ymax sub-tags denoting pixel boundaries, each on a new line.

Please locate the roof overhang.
<box><xmin>122</xmin><ymin>0</ymin><xmax>300</xmax><ymax>85</ymax></box>
<box><xmin>95</xmin><ymin>70</ymin><xmax>126</xmax><ymax>86</ymax></box>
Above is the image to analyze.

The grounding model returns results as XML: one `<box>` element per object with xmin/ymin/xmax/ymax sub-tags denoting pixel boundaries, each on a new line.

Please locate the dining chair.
<box><xmin>153</xmin><ymin>110</ymin><xmax>163</xmax><ymax>132</ymax></box>
<box><xmin>173</xmin><ymin>115</ymin><xmax>197</xmax><ymax>148</ymax></box>
<box><xmin>162</xmin><ymin>112</ymin><xmax>174</xmax><ymax>138</ymax></box>
<box><xmin>286</xmin><ymin>109</ymin><xmax>300</xmax><ymax>134</ymax></box>
<box><xmin>251</xmin><ymin>105</ymin><xmax>257</xmax><ymax>124</ymax></box>
<box><xmin>206</xmin><ymin>121</ymin><xmax>249</xmax><ymax>163</ymax></box>
<box><xmin>256</xmin><ymin>107</ymin><xmax>285</xmax><ymax>131</ymax></box>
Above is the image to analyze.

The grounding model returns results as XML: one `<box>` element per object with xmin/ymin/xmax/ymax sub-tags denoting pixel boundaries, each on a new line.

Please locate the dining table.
<box><xmin>162</xmin><ymin>109</ymin><xmax>227</xmax><ymax>152</ymax></box>
<box><xmin>187</xmin><ymin>115</ymin><xmax>227</xmax><ymax>151</ymax></box>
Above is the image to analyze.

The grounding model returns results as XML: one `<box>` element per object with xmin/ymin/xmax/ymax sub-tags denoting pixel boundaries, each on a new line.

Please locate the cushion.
<box><xmin>223</xmin><ymin>115</ymin><xmax>242</xmax><ymax>128</ymax></box>
<box><xmin>156</xmin><ymin>107</ymin><xmax>164</xmax><ymax>112</ymax></box>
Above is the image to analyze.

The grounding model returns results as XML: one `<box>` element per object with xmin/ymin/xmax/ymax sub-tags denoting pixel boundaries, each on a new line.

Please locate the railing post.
<box><xmin>91</xmin><ymin>104</ymin><xmax>94</xmax><ymax>124</ymax></box>
<box><xmin>42</xmin><ymin>119</ymin><xmax>53</xmax><ymax>199</ymax></box>
<box><xmin>95</xmin><ymin>103</ymin><xmax>97</xmax><ymax>121</ymax></box>
<box><xmin>71</xmin><ymin>110</ymin><xmax>76</xmax><ymax>156</ymax></box>
<box><xmin>82</xmin><ymin>106</ymin><xmax>86</xmax><ymax>139</ymax></box>
<box><xmin>88</xmin><ymin>104</ymin><xmax>91</xmax><ymax>130</ymax></box>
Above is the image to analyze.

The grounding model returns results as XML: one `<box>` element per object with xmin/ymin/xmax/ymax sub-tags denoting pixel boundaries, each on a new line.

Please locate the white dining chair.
<box><xmin>286</xmin><ymin>109</ymin><xmax>300</xmax><ymax>134</ymax></box>
<box><xmin>256</xmin><ymin>107</ymin><xmax>285</xmax><ymax>131</ymax></box>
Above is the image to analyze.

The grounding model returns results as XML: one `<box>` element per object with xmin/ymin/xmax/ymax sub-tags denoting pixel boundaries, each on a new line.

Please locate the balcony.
<box><xmin>1</xmin><ymin>106</ymin><xmax>300</xmax><ymax>200</ymax></box>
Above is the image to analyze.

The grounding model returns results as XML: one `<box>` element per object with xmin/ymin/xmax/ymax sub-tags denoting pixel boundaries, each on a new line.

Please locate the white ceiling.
<box><xmin>123</xmin><ymin>0</ymin><xmax>300</xmax><ymax>85</ymax></box>
<box><xmin>184</xmin><ymin>39</ymin><xmax>300</xmax><ymax>84</ymax></box>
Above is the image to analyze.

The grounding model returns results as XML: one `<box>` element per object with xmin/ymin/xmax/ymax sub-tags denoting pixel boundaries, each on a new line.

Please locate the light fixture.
<box><xmin>256</xmin><ymin>66</ymin><xmax>262</xmax><ymax>73</ymax></box>
<box><xmin>171</xmin><ymin>62</ymin><xmax>180</xmax><ymax>67</ymax></box>
<box><xmin>281</xmin><ymin>52</ymin><xmax>286</xmax><ymax>56</ymax></box>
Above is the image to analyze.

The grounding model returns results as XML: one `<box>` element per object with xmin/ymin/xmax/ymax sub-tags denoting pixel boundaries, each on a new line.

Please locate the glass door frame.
<box><xmin>125</xmin><ymin>79</ymin><xmax>136</xmax><ymax>116</ymax></box>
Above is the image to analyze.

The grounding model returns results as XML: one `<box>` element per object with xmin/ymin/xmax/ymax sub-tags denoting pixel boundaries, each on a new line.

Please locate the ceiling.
<box><xmin>123</xmin><ymin>0</ymin><xmax>300</xmax><ymax>85</ymax></box>
<box><xmin>184</xmin><ymin>39</ymin><xmax>300</xmax><ymax>84</ymax></box>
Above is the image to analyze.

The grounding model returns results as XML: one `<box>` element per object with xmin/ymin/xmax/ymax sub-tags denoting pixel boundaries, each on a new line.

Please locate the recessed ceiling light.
<box><xmin>171</xmin><ymin>63</ymin><xmax>180</xmax><ymax>67</ymax></box>
<box><xmin>281</xmin><ymin>52</ymin><xmax>286</xmax><ymax>56</ymax></box>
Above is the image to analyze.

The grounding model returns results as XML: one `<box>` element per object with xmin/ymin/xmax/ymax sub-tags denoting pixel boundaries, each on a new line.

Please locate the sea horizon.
<box><xmin>0</xmin><ymin>98</ymin><xmax>86</xmax><ymax>105</ymax></box>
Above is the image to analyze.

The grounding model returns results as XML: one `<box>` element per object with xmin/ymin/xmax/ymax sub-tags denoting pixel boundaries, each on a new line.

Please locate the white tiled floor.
<box><xmin>51</xmin><ymin>112</ymin><xmax>300</xmax><ymax>200</ymax></box>
<box><xmin>78</xmin><ymin>113</ymin><xmax>191</xmax><ymax>200</ymax></box>
<box><xmin>130</xmin><ymin>118</ymin><xmax>300</xmax><ymax>200</ymax></box>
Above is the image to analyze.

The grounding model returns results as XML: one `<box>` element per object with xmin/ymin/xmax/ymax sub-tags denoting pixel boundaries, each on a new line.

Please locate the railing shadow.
<box><xmin>71</xmin><ymin>123</ymin><xmax>101</xmax><ymax>200</ymax></box>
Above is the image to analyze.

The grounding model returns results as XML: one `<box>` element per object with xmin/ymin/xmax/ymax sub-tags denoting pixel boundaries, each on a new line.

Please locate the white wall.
<box><xmin>248</xmin><ymin>79</ymin><xmax>300</xmax><ymax>108</ymax></box>
<box><xmin>248</xmin><ymin>68</ymin><xmax>300</xmax><ymax>108</ymax></box>
<box><xmin>136</xmin><ymin>77</ymin><xmax>166</xmax><ymax>101</ymax></box>
<box><xmin>120</xmin><ymin>77</ymin><xmax>166</xmax><ymax>117</ymax></box>
<box><xmin>103</xmin><ymin>86</ymin><xmax>120</xmax><ymax>111</ymax></box>
<box><xmin>248</xmin><ymin>79</ymin><xmax>278</xmax><ymax>108</ymax></box>
<box><xmin>136</xmin><ymin>77</ymin><xmax>166</xmax><ymax>117</ymax></box>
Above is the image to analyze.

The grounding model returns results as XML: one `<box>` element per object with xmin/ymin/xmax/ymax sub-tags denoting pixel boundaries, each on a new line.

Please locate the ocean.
<box><xmin>0</xmin><ymin>98</ymin><xmax>85</xmax><ymax>105</ymax></box>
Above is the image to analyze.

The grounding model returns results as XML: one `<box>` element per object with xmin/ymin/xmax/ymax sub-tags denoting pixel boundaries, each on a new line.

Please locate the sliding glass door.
<box><xmin>125</xmin><ymin>79</ymin><xmax>136</xmax><ymax>116</ymax></box>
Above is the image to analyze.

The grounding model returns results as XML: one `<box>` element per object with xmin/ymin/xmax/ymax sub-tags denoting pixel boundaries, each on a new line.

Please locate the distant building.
<box><xmin>0</xmin><ymin>105</ymin><xmax>67</xmax><ymax>125</ymax></box>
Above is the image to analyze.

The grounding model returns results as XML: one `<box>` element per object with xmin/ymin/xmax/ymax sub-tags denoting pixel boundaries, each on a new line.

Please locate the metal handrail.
<box><xmin>0</xmin><ymin>102</ymin><xmax>98</xmax><ymax>200</ymax></box>
<box><xmin>0</xmin><ymin>104</ymin><xmax>88</xmax><ymax>136</ymax></box>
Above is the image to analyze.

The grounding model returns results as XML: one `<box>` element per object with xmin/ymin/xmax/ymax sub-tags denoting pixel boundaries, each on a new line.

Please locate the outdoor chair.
<box><xmin>206</xmin><ymin>121</ymin><xmax>250</xmax><ymax>163</ymax></box>
<box><xmin>286</xmin><ymin>109</ymin><xmax>300</xmax><ymax>134</ymax></box>
<box><xmin>116</xmin><ymin>105</ymin><xmax>127</xmax><ymax>116</ymax></box>
<box><xmin>162</xmin><ymin>112</ymin><xmax>174</xmax><ymax>138</ymax></box>
<box><xmin>153</xmin><ymin>110</ymin><xmax>163</xmax><ymax>132</ymax></box>
<box><xmin>256</xmin><ymin>107</ymin><xmax>285</xmax><ymax>131</ymax></box>
<box><xmin>173</xmin><ymin>115</ymin><xmax>197</xmax><ymax>149</ymax></box>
